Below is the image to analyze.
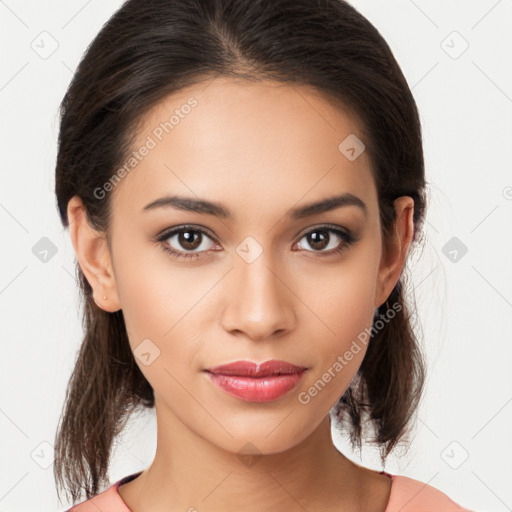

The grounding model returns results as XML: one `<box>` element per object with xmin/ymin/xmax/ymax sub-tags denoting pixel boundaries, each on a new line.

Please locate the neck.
<box><xmin>120</xmin><ymin>396</ymin><xmax>381</xmax><ymax>512</ymax></box>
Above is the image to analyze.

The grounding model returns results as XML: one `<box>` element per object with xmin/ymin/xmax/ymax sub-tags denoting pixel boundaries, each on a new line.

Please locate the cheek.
<box><xmin>296</xmin><ymin>303</ymin><xmax>374</xmax><ymax>414</ymax></box>
<box><xmin>296</xmin><ymin>250</ymin><xmax>379</xmax><ymax>403</ymax></box>
<box><xmin>113</xmin><ymin>237</ymin><xmax>192</xmax><ymax>339</ymax></box>
<box><xmin>113</xmin><ymin>245</ymin><xmax>215</xmax><ymax>382</ymax></box>
<box><xmin>300</xmin><ymin>247</ymin><xmax>378</xmax><ymax>344</ymax></box>
<box><xmin>326</xmin><ymin>274</ymin><xmax>376</xmax><ymax>349</ymax></box>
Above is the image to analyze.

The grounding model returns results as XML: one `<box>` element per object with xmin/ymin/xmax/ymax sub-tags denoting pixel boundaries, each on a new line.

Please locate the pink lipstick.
<box><xmin>204</xmin><ymin>360</ymin><xmax>307</xmax><ymax>402</ymax></box>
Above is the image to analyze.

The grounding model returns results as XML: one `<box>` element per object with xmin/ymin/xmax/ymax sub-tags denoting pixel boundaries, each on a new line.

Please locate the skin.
<box><xmin>67</xmin><ymin>77</ymin><xmax>415</xmax><ymax>512</ymax></box>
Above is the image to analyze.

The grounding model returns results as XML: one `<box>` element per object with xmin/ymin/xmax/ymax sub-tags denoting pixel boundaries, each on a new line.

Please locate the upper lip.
<box><xmin>205</xmin><ymin>359</ymin><xmax>307</xmax><ymax>377</ymax></box>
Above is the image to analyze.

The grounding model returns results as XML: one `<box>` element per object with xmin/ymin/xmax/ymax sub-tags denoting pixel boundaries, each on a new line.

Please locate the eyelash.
<box><xmin>152</xmin><ymin>224</ymin><xmax>357</xmax><ymax>262</ymax></box>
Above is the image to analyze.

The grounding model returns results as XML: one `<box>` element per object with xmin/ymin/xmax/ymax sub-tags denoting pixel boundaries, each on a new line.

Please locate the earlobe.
<box><xmin>374</xmin><ymin>196</ymin><xmax>415</xmax><ymax>309</ymax></box>
<box><xmin>67</xmin><ymin>196</ymin><xmax>122</xmax><ymax>312</ymax></box>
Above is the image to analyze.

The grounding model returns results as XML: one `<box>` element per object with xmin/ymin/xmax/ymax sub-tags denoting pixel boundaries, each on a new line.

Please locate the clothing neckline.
<box><xmin>113</xmin><ymin>469</ymin><xmax>395</xmax><ymax>511</ymax></box>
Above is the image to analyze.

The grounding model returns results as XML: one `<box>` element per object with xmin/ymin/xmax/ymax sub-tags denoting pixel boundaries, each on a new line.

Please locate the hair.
<box><xmin>53</xmin><ymin>0</ymin><xmax>427</xmax><ymax>505</ymax></box>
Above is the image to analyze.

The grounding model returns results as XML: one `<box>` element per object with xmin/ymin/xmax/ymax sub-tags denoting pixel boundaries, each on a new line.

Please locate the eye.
<box><xmin>153</xmin><ymin>223</ymin><xmax>357</xmax><ymax>262</ymax></box>
<box><xmin>154</xmin><ymin>225</ymin><xmax>220</xmax><ymax>261</ymax></box>
<box><xmin>294</xmin><ymin>224</ymin><xmax>356</xmax><ymax>256</ymax></box>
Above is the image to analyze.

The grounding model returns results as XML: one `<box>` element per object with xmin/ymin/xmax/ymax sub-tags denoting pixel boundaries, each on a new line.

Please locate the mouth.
<box><xmin>205</xmin><ymin>359</ymin><xmax>307</xmax><ymax>377</ymax></box>
<box><xmin>203</xmin><ymin>359</ymin><xmax>307</xmax><ymax>402</ymax></box>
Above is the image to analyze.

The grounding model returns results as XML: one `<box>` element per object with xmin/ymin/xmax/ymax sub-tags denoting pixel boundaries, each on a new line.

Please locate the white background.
<box><xmin>1</xmin><ymin>1</ymin><xmax>511</xmax><ymax>511</ymax></box>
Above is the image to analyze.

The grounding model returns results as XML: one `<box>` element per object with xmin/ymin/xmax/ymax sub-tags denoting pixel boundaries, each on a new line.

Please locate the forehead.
<box><xmin>110</xmin><ymin>77</ymin><xmax>377</xmax><ymax>224</ymax></box>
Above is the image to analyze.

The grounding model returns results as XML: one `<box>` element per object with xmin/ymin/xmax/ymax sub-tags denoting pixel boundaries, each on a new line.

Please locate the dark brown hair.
<box><xmin>54</xmin><ymin>0</ymin><xmax>427</xmax><ymax>505</ymax></box>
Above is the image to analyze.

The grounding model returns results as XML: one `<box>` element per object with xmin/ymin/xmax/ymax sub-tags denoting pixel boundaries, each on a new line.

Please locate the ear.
<box><xmin>67</xmin><ymin>195</ymin><xmax>122</xmax><ymax>313</ymax></box>
<box><xmin>374</xmin><ymin>196</ymin><xmax>415</xmax><ymax>309</ymax></box>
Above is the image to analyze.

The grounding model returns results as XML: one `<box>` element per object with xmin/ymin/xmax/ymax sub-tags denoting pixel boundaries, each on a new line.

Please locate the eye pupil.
<box><xmin>308</xmin><ymin>230</ymin><xmax>329</xmax><ymax>250</ymax></box>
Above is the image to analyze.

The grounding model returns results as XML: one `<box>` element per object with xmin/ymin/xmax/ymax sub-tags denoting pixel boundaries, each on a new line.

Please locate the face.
<box><xmin>72</xmin><ymin>77</ymin><xmax>411</xmax><ymax>455</ymax></box>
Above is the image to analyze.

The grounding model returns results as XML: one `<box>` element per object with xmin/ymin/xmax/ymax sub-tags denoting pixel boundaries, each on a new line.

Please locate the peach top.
<box><xmin>66</xmin><ymin>470</ymin><xmax>473</xmax><ymax>511</ymax></box>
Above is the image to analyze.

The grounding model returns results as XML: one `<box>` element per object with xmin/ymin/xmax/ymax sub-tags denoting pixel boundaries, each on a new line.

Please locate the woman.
<box><xmin>53</xmin><ymin>0</ymin><xmax>472</xmax><ymax>510</ymax></box>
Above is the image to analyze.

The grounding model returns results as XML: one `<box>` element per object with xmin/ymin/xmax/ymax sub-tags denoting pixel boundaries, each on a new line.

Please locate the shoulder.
<box><xmin>386</xmin><ymin>474</ymin><xmax>473</xmax><ymax>512</ymax></box>
<box><xmin>65</xmin><ymin>472</ymin><xmax>142</xmax><ymax>512</ymax></box>
<box><xmin>65</xmin><ymin>485</ymin><xmax>129</xmax><ymax>512</ymax></box>
<box><xmin>64</xmin><ymin>471</ymin><xmax>474</xmax><ymax>512</ymax></box>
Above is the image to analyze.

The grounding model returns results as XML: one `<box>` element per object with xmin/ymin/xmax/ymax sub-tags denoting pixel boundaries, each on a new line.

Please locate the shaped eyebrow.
<box><xmin>142</xmin><ymin>192</ymin><xmax>367</xmax><ymax>220</ymax></box>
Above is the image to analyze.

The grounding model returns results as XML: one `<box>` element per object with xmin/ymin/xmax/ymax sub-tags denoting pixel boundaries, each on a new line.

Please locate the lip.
<box><xmin>204</xmin><ymin>360</ymin><xmax>307</xmax><ymax>403</ymax></box>
<box><xmin>206</xmin><ymin>359</ymin><xmax>307</xmax><ymax>377</ymax></box>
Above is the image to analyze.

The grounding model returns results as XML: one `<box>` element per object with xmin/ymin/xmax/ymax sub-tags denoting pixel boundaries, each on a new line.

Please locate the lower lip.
<box><xmin>205</xmin><ymin>370</ymin><xmax>306</xmax><ymax>403</ymax></box>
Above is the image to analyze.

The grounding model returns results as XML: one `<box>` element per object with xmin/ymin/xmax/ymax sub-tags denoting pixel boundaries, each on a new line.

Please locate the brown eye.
<box><xmin>156</xmin><ymin>226</ymin><xmax>219</xmax><ymax>261</ymax></box>
<box><xmin>304</xmin><ymin>230</ymin><xmax>331</xmax><ymax>251</ymax></box>
<box><xmin>174</xmin><ymin>230</ymin><xmax>203</xmax><ymax>251</ymax></box>
<box><xmin>295</xmin><ymin>225</ymin><xmax>355</xmax><ymax>255</ymax></box>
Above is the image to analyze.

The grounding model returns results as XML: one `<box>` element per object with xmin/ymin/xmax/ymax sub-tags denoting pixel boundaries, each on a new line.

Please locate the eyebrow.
<box><xmin>142</xmin><ymin>192</ymin><xmax>367</xmax><ymax>220</ymax></box>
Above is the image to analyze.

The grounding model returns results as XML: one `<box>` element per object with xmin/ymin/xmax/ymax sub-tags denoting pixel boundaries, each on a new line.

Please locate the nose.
<box><xmin>221</xmin><ymin>250</ymin><xmax>296</xmax><ymax>341</ymax></box>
